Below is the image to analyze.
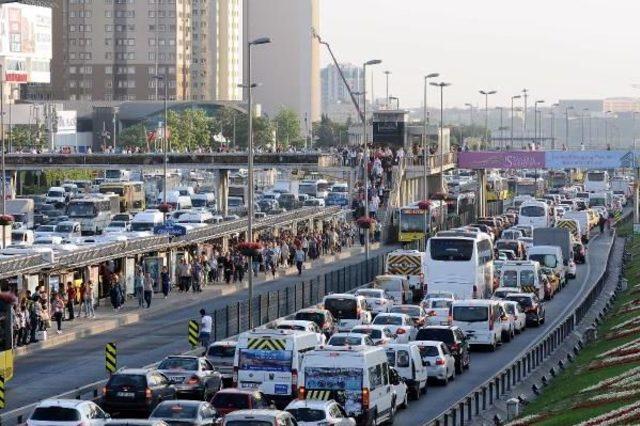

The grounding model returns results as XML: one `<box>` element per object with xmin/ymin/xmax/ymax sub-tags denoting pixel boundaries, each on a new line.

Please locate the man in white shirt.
<box><xmin>199</xmin><ymin>309</ymin><xmax>212</xmax><ymax>348</ymax></box>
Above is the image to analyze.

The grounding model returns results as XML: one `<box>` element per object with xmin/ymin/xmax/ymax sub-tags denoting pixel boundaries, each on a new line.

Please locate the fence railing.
<box><xmin>426</xmin><ymin>210</ymin><xmax>630</xmax><ymax>426</ymax></box>
<box><xmin>0</xmin><ymin>251</ymin><xmax>387</xmax><ymax>426</ymax></box>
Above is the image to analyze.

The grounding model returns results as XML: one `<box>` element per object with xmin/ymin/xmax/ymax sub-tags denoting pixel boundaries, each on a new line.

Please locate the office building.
<box><xmin>246</xmin><ymin>0</ymin><xmax>320</xmax><ymax>124</ymax></box>
<box><xmin>321</xmin><ymin>63</ymin><xmax>362</xmax><ymax>123</ymax></box>
<box><xmin>51</xmin><ymin>0</ymin><xmax>242</xmax><ymax>102</ymax></box>
<box><xmin>603</xmin><ymin>97</ymin><xmax>640</xmax><ymax>114</ymax></box>
<box><xmin>558</xmin><ymin>99</ymin><xmax>603</xmax><ymax>113</ymax></box>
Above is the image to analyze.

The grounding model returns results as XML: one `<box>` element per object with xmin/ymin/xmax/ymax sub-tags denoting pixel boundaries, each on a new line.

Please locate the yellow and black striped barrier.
<box><xmin>307</xmin><ymin>390</ymin><xmax>332</xmax><ymax>400</ymax></box>
<box><xmin>105</xmin><ymin>343</ymin><xmax>117</xmax><ymax>374</ymax></box>
<box><xmin>188</xmin><ymin>320</ymin><xmax>200</xmax><ymax>347</ymax></box>
<box><xmin>248</xmin><ymin>337</ymin><xmax>286</xmax><ymax>350</ymax></box>
<box><xmin>0</xmin><ymin>376</ymin><xmax>5</xmax><ymax>409</ymax></box>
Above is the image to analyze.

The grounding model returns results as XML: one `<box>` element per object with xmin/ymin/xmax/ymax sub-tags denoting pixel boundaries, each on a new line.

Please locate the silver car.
<box><xmin>156</xmin><ymin>356</ymin><xmax>222</xmax><ymax>400</ymax></box>
<box><xmin>149</xmin><ymin>400</ymin><xmax>218</xmax><ymax>425</ymax></box>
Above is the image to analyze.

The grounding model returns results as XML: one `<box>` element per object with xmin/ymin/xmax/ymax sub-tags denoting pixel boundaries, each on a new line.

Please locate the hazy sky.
<box><xmin>319</xmin><ymin>0</ymin><xmax>640</xmax><ymax>109</ymax></box>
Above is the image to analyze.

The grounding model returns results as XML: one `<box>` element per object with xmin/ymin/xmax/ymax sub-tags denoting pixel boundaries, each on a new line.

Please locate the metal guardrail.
<box><xmin>0</xmin><ymin>207</ymin><xmax>344</xmax><ymax>279</ymax></box>
<box><xmin>426</xmin><ymin>210</ymin><xmax>630</xmax><ymax>426</ymax></box>
<box><xmin>0</xmin><ymin>251</ymin><xmax>387</xmax><ymax>426</ymax></box>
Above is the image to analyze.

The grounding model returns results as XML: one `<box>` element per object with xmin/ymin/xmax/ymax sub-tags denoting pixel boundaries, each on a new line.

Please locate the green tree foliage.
<box><xmin>7</xmin><ymin>124</ymin><xmax>46</xmax><ymax>151</ymax></box>
<box><xmin>273</xmin><ymin>107</ymin><xmax>302</xmax><ymax>148</ymax></box>
<box><xmin>312</xmin><ymin>114</ymin><xmax>349</xmax><ymax>148</ymax></box>
<box><xmin>118</xmin><ymin>123</ymin><xmax>148</xmax><ymax>150</ymax></box>
<box><xmin>166</xmin><ymin>108</ymin><xmax>212</xmax><ymax>151</ymax></box>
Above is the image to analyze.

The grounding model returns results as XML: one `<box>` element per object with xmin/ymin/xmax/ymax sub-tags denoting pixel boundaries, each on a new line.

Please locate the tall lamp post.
<box><xmin>430</xmin><ymin>81</ymin><xmax>451</xmax><ymax>229</ymax></box>
<box><xmin>522</xmin><ymin>88</ymin><xmax>529</xmax><ymax>144</ymax></box>
<box><xmin>533</xmin><ymin>100</ymin><xmax>544</xmax><ymax>148</ymax></box>
<box><xmin>242</xmin><ymin>36</ymin><xmax>271</xmax><ymax>330</ymax></box>
<box><xmin>511</xmin><ymin>95</ymin><xmax>521</xmax><ymax>149</ymax></box>
<box><xmin>152</xmin><ymin>75</ymin><xmax>169</xmax><ymax>214</ymax></box>
<box><xmin>479</xmin><ymin>90</ymin><xmax>497</xmax><ymax>148</ymax></box>
<box><xmin>422</xmin><ymin>73</ymin><xmax>439</xmax><ymax>202</ymax></box>
<box><xmin>549</xmin><ymin>103</ymin><xmax>559</xmax><ymax>150</ymax></box>
<box><xmin>384</xmin><ymin>70</ymin><xmax>391</xmax><ymax>109</ymax></box>
<box><xmin>565</xmin><ymin>106</ymin><xmax>574</xmax><ymax>150</ymax></box>
<box><xmin>362</xmin><ymin>59</ymin><xmax>382</xmax><ymax>260</ymax></box>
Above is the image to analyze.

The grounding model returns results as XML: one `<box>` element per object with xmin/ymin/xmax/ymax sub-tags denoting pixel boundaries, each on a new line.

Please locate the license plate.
<box><xmin>117</xmin><ymin>392</ymin><xmax>134</xmax><ymax>398</ymax></box>
<box><xmin>241</xmin><ymin>382</ymin><xmax>259</xmax><ymax>389</ymax></box>
<box><xmin>170</xmin><ymin>377</ymin><xmax>184</xmax><ymax>383</ymax></box>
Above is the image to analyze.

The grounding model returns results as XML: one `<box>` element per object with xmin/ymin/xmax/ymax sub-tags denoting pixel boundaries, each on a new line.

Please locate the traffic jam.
<box><xmin>25</xmin><ymin>169</ymin><xmax>629</xmax><ymax>426</ymax></box>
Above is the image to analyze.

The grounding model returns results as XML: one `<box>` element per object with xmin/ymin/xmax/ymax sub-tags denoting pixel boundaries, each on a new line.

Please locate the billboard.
<box><xmin>545</xmin><ymin>151</ymin><xmax>634</xmax><ymax>169</ymax></box>
<box><xmin>458</xmin><ymin>150</ymin><xmax>639</xmax><ymax>170</ymax></box>
<box><xmin>0</xmin><ymin>3</ymin><xmax>52</xmax><ymax>84</ymax></box>
<box><xmin>56</xmin><ymin>110</ymin><xmax>77</xmax><ymax>135</ymax></box>
<box><xmin>458</xmin><ymin>151</ymin><xmax>545</xmax><ymax>169</ymax></box>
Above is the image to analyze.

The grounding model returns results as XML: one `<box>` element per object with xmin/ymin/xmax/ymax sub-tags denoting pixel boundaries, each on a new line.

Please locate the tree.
<box><xmin>7</xmin><ymin>124</ymin><xmax>46</xmax><ymax>151</ymax></box>
<box><xmin>118</xmin><ymin>123</ymin><xmax>148</xmax><ymax>150</ymax></box>
<box><xmin>273</xmin><ymin>107</ymin><xmax>301</xmax><ymax>148</ymax></box>
<box><xmin>313</xmin><ymin>114</ymin><xmax>349</xmax><ymax>148</ymax></box>
<box><xmin>167</xmin><ymin>108</ymin><xmax>213</xmax><ymax>151</ymax></box>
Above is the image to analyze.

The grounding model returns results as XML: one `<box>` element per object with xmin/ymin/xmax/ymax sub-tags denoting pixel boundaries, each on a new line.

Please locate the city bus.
<box><xmin>67</xmin><ymin>196</ymin><xmax>118</xmax><ymax>235</ymax></box>
<box><xmin>425</xmin><ymin>231</ymin><xmax>494</xmax><ymax>299</ymax></box>
<box><xmin>0</xmin><ymin>294</ymin><xmax>13</xmax><ymax>381</ymax></box>
<box><xmin>584</xmin><ymin>170</ymin><xmax>610</xmax><ymax>192</ymax></box>
<box><xmin>486</xmin><ymin>174</ymin><xmax>509</xmax><ymax>201</ymax></box>
<box><xmin>99</xmin><ymin>181</ymin><xmax>146</xmax><ymax>213</ymax></box>
<box><xmin>431</xmin><ymin>192</ymin><xmax>476</xmax><ymax>216</ymax></box>
<box><xmin>299</xmin><ymin>179</ymin><xmax>331</xmax><ymax>200</ymax></box>
<box><xmin>549</xmin><ymin>171</ymin><xmax>569</xmax><ymax>188</ymax></box>
<box><xmin>518</xmin><ymin>200</ymin><xmax>554</xmax><ymax>229</ymax></box>
<box><xmin>397</xmin><ymin>200</ymin><xmax>446</xmax><ymax>243</ymax></box>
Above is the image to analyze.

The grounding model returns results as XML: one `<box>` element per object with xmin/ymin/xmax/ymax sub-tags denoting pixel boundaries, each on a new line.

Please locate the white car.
<box><xmin>28</xmin><ymin>399</ymin><xmax>110</xmax><ymax>425</ymax></box>
<box><xmin>275</xmin><ymin>320</ymin><xmax>326</xmax><ymax>346</ymax></box>
<box><xmin>350</xmin><ymin>325</ymin><xmax>395</xmax><ymax>346</ymax></box>
<box><xmin>371</xmin><ymin>313</ymin><xmax>417</xmax><ymax>342</ymax></box>
<box><xmin>492</xmin><ymin>287</ymin><xmax>522</xmax><ymax>300</ymax></box>
<box><xmin>326</xmin><ymin>332</ymin><xmax>374</xmax><ymax>347</ymax></box>
<box><xmin>503</xmin><ymin>300</ymin><xmax>526</xmax><ymax>334</ymax></box>
<box><xmin>389</xmin><ymin>367</ymin><xmax>409</xmax><ymax>415</ymax></box>
<box><xmin>355</xmin><ymin>288</ymin><xmax>392</xmax><ymax>315</ymax></box>
<box><xmin>423</xmin><ymin>297</ymin><xmax>454</xmax><ymax>326</ymax></box>
<box><xmin>496</xmin><ymin>301</ymin><xmax>516</xmax><ymax>342</ymax></box>
<box><xmin>567</xmin><ymin>259</ymin><xmax>577</xmax><ymax>279</ymax></box>
<box><xmin>415</xmin><ymin>340</ymin><xmax>456</xmax><ymax>385</ymax></box>
<box><xmin>285</xmin><ymin>399</ymin><xmax>356</xmax><ymax>426</ymax></box>
<box><xmin>103</xmin><ymin>220</ymin><xmax>130</xmax><ymax>233</ymax></box>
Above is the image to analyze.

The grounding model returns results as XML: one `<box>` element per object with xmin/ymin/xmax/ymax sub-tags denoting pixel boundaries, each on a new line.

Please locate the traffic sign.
<box><xmin>188</xmin><ymin>320</ymin><xmax>199</xmax><ymax>347</ymax></box>
<box><xmin>154</xmin><ymin>223</ymin><xmax>187</xmax><ymax>237</ymax></box>
<box><xmin>105</xmin><ymin>343</ymin><xmax>117</xmax><ymax>374</ymax></box>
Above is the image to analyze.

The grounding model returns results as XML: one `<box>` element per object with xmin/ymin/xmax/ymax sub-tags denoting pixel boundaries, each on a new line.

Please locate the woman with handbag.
<box><xmin>52</xmin><ymin>294</ymin><xmax>64</xmax><ymax>335</ymax></box>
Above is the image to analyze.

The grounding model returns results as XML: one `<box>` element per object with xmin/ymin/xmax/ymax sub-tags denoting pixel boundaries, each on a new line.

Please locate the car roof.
<box><xmin>114</xmin><ymin>368</ymin><xmax>152</xmax><ymax>375</ymax></box>
<box><xmin>216</xmin><ymin>388</ymin><xmax>258</xmax><ymax>395</ymax></box>
<box><xmin>286</xmin><ymin>399</ymin><xmax>334</xmax><ymax>409</ymax></box>
<box><xmin>375</xmin><ymin>312</ymin><xmax>408</xmax><ymax>318</ymax></box>
<box><xmin>225</xmin><ymin>409</ymin><xmax>289</xmax><ymax>420</ymax></box>
<box><xmin>412</xmin><ymin>340</ymin><xmax>444</xmax><ymax>347</ymax></box>
<box><xmin>36</xmin><ymin>399</ymin><xmax>90</xmax><ymax>409</ymax></box>
<box><xmin>209</xmin><ymin>340</ymin><xmax>236</xmax><ymax>348</ymax></box>
<box><xmin>296</xmin><ymin>308</ymin><xmax>329</xmax><ymax>314</ymax></box>
<box><xmin>155</xmin><ymin>400</ymin><xmax>204</xmax><ymax>408</ymax></box>
<box><xmin>422</xmin><ymin>325</ymin><xmax>455</xmax><ymax>330</ymax></box>
<box><xmin>277</xmin><ymin>320</ymin><xmax>315</xmax><ymax>328</ymax></box>
<box><xmin>161</xmin><ymin>355</ymin><xmax>201</xmax><ymax>360</ymax></box>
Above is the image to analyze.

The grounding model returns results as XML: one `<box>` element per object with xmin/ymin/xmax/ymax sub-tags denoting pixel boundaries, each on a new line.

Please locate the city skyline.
<box><xmin>320</xmin><ymin>0</ymin><xmax>640</xmax><ymax>109</ymax></box>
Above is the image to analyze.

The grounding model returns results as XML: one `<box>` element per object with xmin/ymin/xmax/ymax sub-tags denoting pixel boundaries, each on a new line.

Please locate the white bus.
<box><xmin>518</xmin><ymin>201</ymin><xmax>553</xmax><ymax>229</ymax></box>
<box><xmin>425</xmin><ymin>232</ymin><xmax>494</xmax><ymax>299</ymax></box>
<box><xmin>299</xmin><ymin>179</ymin><xmax>331</xmax><ymax>200</ymax></box>
<box><xmin>584</xmin><ymin>170</ymin><xmax>610</xmax><ymax>192</ymax></box>
<box><xmin>66</xmin><ymin>197</ymin><xmax>114</xmax><ymax>235</ymax></box>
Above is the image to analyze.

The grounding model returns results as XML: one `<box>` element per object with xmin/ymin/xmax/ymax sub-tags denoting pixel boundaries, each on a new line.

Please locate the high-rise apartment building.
<box><xmin>51</xmin><ymin>0</ymin><xmax>242</xmax><ymax>102</ymax></box>
<box><xmin>246</xmin><ymin>0</ymin><xmax>320</xmax><ymax>124</ymax></box>
<box><xmin>321</xmin><ymin>63</ymin><xmax>362</xmax><ymax>122</ymax></box>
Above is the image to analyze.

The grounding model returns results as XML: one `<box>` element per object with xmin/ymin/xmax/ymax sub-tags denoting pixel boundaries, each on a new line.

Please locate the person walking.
<box><xmin>81</xmin><ymin>281</ymin><xmax>95</xmax><ymax>318</ymax></box>
<box><xmin>65</xmin><ymin>282</ymin><xmax>76</xmax><ymax>321</ymax></box>
<box><xmin>177</xmin><ymin>258</ymin><xmax>191</xmax><ymax>292</ymax></box>
<box><xmin>192</xmin><ymin>260</ymin><xmax>202</xmax><ymax>292</ymax></box>
<box><xmin>199</xmin><ymin>309</ymin><xmax>212</xmax><ymax>348</ymax></box>
<box><xmin>52</xmin><ymin>293</ymin><xmax>65</xmax><ymax>335</ymax></box>
<box><xmin>598</xmin><ymin>214</ymin><xmax>606</xmax><ymax>233</ymax></box>
<box><xmin>110</xmin><ymin>279</ymin><xmax>124</xmax><ymax>311</ymax></box>
<box><xmin>161</xmin><ymin>266</ymin><xmax>171</xmax><ymax>298</ymax></box>
<box><xmin>143</xmin><ymin>272</ymin><xmax>154</xmax><ymax>308</ymax></box>
<box><xmin>295</xmin><ymin>247</ymin><xmax>305</xmax><ymax>275</ymax></box>
<box><xmin>134</xmin><ymin>268</ymin><xmax>144</xmax><ymax>308</ymax></box>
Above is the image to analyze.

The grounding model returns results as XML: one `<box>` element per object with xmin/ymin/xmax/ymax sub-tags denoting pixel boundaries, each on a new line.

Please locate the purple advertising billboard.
<box><xmin>458</xmin><ymin>151</ymin><xmax>546</xmax><ymax>169</ymax></box>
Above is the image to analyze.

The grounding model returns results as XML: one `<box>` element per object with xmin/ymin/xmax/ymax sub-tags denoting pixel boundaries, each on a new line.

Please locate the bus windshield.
<box><xmin>67</xmin><ymin>202</ymin><xmax>96</xmax><ymax>218</ymax></box>
<box><xmin>400</xmin><ymin>211</ymin><xmax>425</xmax><ymax>232</ymax></box>
<box><xmin>588</xmin><ymin>172</ymin><xmax>605</xmax><ymax>182</ymax></box>
<box><xmin>299</xmin><ymin>184</ymin><xmax>317</xmax><ymax>195</ymax></box>
<box><xmin>430</xmin><ymin>239</ymin><xmax>474</xmax><ymax>261</ymax></box>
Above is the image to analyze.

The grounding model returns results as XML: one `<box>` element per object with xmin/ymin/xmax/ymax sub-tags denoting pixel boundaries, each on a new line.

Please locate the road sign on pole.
<box><xmin>188</xmin><ymin>320</ymin><xmax>199</xmax><ymax>347</ymax></box>
<box><xmin>105</xmin><ymin>343</ymin><xmax>117</xmax><ymax>374</ymax></box>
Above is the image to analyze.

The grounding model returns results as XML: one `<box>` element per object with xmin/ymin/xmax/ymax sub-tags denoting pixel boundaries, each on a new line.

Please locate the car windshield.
<box><xmin>31</xmin><ymin>407</ymin><xmax>81</xmax><ymax>421</ymax></box>
<box><xmin>152</xmin><ymin>403</ymin><xmax>199</xmax><ymax>419</ymax></box>
<box><xmin>416</xmin><ymin>328</ymin><xmax>454</xmax><ymax>343</ymax></box>
<box><xmin>54</xmin><ymin>224</ymin><xmax>74</xmax><ymax>233</ymax></box>
<box><xmin>286</xmin><ymin>408</ymin><xmax>326</xmax><ymax>422</ymax></box>
<box><xmin>521</xmin><ymin>206</ymin><xmax>545</xmax><ymax>217</ymax></box>
<box><xmin>352</xmin><ymin>328</ymin><xmax>382</xmax><ymax>339</ymax></box>
<box><xmin>36</xmin><ymin>225</ymin><xmax>55</xmax><ymax>232</ymax></box>
<box><xmin>208</xmin><ymin>345</ymin><xmax>236</xmax><ymax>358</ymax></box>
<box><xmin>67</xmin><ymin>202</ymin><xmax>96</xmax><ymax>218</ymax></box>
<box><xmin>108</xmin><ymin>221</ymin><xmax>126</xmax><ymax>228</ymax></box>
<box><xmin>212</xmin><ymin>393</ymin><xmax>249</xmax><ymax>409</ymax></box>
<box><xmin>373</xmin><ymin>316</ymin><xmax>402</xmax><ymax>326</ymax></box>
<box><xmin>158</xmin><ymin>358</ymin><xmax>198</xmax><ymax>371</ymax></box>
<box><xmin>452</xmin><ymin>306</ymin><xmax>488</xmax><ymax>322</ymax></box>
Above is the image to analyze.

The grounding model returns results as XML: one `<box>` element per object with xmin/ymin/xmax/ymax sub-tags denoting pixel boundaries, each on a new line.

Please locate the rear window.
<box><xmin>152</xmin><ymin>403</ymin><xmax>199</xmax><ymax>419</ymax></box>
<box><xmin>502</xmin><ymin>271</ymin><xmax>518</xmax><ymax>287</ymax></box>
<box><xmin>429</xmin><ymin>300</ymin><xmax>452</xmax><ymax>309</ymax></box>
<box><xmin>108</xmin><ymin>374</ymin><xmax>147</xmax><ymax>388</ymax></box>
<box><xmin>226</xmin><ymin>421</ymin><xmax>272</xmax><ymax>426</ymax></box>
<box><xmin>452</xmin><ymin>306</ymin><xmax>489</xmax><ymax>322</ymax></box>
<box><xmin>417</xmin><ymin>345</ymin><xmax>440</xmax><ymax>358</ymax></box>
<box><xmin>324</xmin><ymin>298</ymin><xmax>358</xmax><ymax>320</ymax></box>
<box><xmin>286</xmin><ymin>408</ymin><xmax>326</xmax><ymax>422</ymax></box>
<box><xmin>328</xmin><ymin>336</ymin><xmax>365</xmax><ymax>346</ymax></box>
<box><xmin>211</xmin><ymin>393</ymin><xmax>249</xmax><ymax>409</ymax></box>
<box><xmin>415</xmin><ymin>328</ymin><xmax>454</xmax><ymax>343</ymax></box>
<box><xmin>208</xmin><ymin>345</ymin><xmax>236</xmax><ymax>358</ymax></box>
<box><xmin>507</xmin><ymin>296</ymin><xmax>533</xmax><ymax>308</ymax></box>
<box><xmin>373</xmin><ymin>316</ymin><xmax>402</xmax><ymax>326</ymax></box>
<box><xmin>31</xmin><ymin>407</ymin><xmax>81</xmax><ymax>421</ymax></box>
<box><xmin>352</xmin><ymin>328</ymin><xmax>382</xmax><ymax>339</ymax></box>
<box><xmin>158</xmin><ymin>358</ymin><xmax>198</xmax><ymax>371</ymax></box>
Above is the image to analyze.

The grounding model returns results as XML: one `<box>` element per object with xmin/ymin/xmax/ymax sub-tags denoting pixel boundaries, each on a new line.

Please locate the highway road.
<box><xmin>397</xmin><ymin>231</ymin><xmax>613</xmax><ymax>425</ymax></box>
<box><xmin>5</xmin><ymin>231</ymin><xmax>613</xmax><ymax>423</ymax></box>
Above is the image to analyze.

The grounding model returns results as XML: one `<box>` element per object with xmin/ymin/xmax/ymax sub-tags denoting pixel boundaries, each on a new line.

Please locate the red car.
<box><xmin>210</xmin><ymin>388</ymin><xmax>271</xmax><ymax>417</ymax></box>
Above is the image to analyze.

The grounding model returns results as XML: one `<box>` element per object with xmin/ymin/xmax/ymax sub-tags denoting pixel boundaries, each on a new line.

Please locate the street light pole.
<box><xmin>511</xmin><ymin>95</ymin><xmax>521</xmax><ymax>150</ymax></box>
<box><xmin>244</xmin><ymin>36</ymin><xmax>271</xmax><ymax>330</ymax></box>
<box><xmin>565</xmin><ymin>106</ymin><xmax>574</xmax><ymax>150</ymax></box>
<box><xmin>362</xmin><ymin>59</ymin><xmax>382</xmax><ymax>261</ymax></box>
<box><xmin>430</xmin><ymin>81</ymin><xmax>451</xmax><ymax>228</ymax></box>
<box><xmin>479</xmin><ymin>90</ymin><xmax>497</xmax><ymax>148</ymax></box>
<box><xmin>384</xmin><ymin>70</ymin><xmax>391</xmax><ymax>109</ymax></box>
<box><xmin>422</xmin><ymin>73</ymin><xmax>439</xmax><ymax>202</ymax></box>
<box><xmin>533</xmin><ymin>100</ymin><xmax>544</xmax><ymax>149</ymax></box>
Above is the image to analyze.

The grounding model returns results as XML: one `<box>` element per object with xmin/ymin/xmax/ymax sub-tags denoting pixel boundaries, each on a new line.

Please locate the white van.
<box><xmin>527</xmin><ymin>245</ymin><xmax>566</xmax><ymax>286</ymax></box>
<box><xmin>323</xmin><ymin>294</ymin><xmax>372</xmax><ymax>332</ymax></box>
<box><xmin>11</xmin><ymin>229</ymin><xmax>34</xmax><ymax>246</ymax></box>
<box><xmin>191</xmin><ymin>192</ymin><xmax>217</xmax><ymax>209</ymax></box>
<box><xmin>158</xmin><ymin>191</ymin><xmax>193</xmax><ymax>210</ymax></box>
<box><xmin>373</xmin><ymin>275</ymin><xmax>412</xmax><ymax>304</ymax></box>
<box><xmin>130</xmin><ymin>210</ymin><xmax>165</xmax><ymax>232</ymax></box>
<box><xmin>499</xmin><ymin>260</ymin><xmax>546</xmax><ymax>300</ymax></box>
<box><xmin>563</xmin><ymin>210</ymin><xmax>590</xmax><ymax>242</ymax></box>
<box><xmin>384</xmin><ymin>343</ymin><xmax>428</xmax><ymax>400</ymax></box>
<box><xmin>45</xmin><ymin>186</ymin><xmax>67</xmax><ymax>205</ymax></box>
<box><xmin>176</xmin><ymin>210</ymin><xmax>217</xmax><ymax>225</ymax></box>
<box><xmin>451</xmin><ymin>300</ymin><xmax>507</xmax><ymax>350</ymax></box>
<box><xmin>234</xmin><ymin>329</ymin><xmax>318</xmax><ymax>407</ymax></box>
<box><xmin>299</xmin><ymin>346</ymin><xmax>394</xmax><ymax>425</ymax></box>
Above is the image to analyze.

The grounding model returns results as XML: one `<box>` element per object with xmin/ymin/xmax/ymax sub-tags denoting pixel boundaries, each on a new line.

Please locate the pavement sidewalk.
<box><xmin>14</xmin><ymin>243</ymin><xmax>381</xmax><ymax>357</ymax></box>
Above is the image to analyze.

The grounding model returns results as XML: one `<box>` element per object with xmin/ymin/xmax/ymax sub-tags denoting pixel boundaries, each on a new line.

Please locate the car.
<box><xmin>104</xmin><ymin>221</ymin><xmax>131</xmax><ymax>233</ymax></box>
<box><xmin>567</xmin><ymin>259</ymin><xmax>577</xmax><ymax>279</ymax></box>
<box><xmin>326</xmin><ymin>332</ymin><xmax>374</xmax><ymax>347</ymax></box>
<box><xmin>28</xmin><ymin>399</ymin><xmax>110</xmax><ymax>425</ymax></box>
<box><xmin>350</xmin><ymin>325</ymin><xmax>395</xmax><ymax>346</ymax></box>
<box><xmin>414</xmin><ymin>340</ymin><xmax>456</xmax><ymax>385</ymax></box>
<box><xmin>156</xmin><ymin>356</ymin><xmax>223</xmax><ymax>400</ymax></box>
<box><xmin>421</xmin><ymin>291</ymin><xmax>456</xmax><ymax>304</ymax></box>
<box><xmin>206</xmin><ymin>341</ymin><xmax>236</xmax><ymax>386</ymax></box>
<box><xmin>222</xmin><ymin>410</ymin><xmax>297</xmax><ymax>426</ymax></box>
<box><xmin>275</xmin><ymin>320</ymin><xmax>326</xmax><ymax>345</ymax></box>
<box><xmin>492</xmin><ymin>286</ymin><xmax>522</xmax><ymax>300</ymax></box>
<box><xmin>112</xmin><ymin>213</ymin><xmax>134</xmax><ymax>222</ymax></box>
<box><xmin>415</xmin><ymin>326</ymin><xmax>470</xmax><ymax>374</ymax></box>
<box><xmin>503</xmin><ymin>300</ymin><xmax>526</xmax><ymax>333</ymax></box>
<box><xmin>505</xmin><ymin>293</ymin><xmax>546</xmax><ymax>326</ymax></box>
<box><xmin>149</xmin><ymin>400</ymin><xmax>218</xmax><ymax>425</ymax></box>
<box><xmin>210</xmin><ymin>389</ymin><xmax>272</xmax><ymax>417</ymax></box>
<box><xmin>422</xmin><ymin>298</ymin><xmax>454</xmax><ymax>326</ymax></box>
<box><xmin>101</xmin><ymin>368</ymin><xmax>177</xmax><ymax>417</ymax></box>
<box><xmin>354</xmin><ymin>288</ymin><xmax>392</xmax><ymax>315</ymax></box>
<box><xmin>496</xmin><ymin>301</ymin><xmax>516</xmax><ymax>342</ymax></box>
<box><xmin>294</xmin><ymin>308</ymin><xmax>336</xmax><ymax>337</ymax></box>
<box><xmin>105</xmin><ymin>420</ymin><xmax>169</xmax><ymax>425</ymax></box>
<box><xmin>388</xmin><ymin>304</ymin><xmax>428</xmax><ymax>327</ymax></box>
<box><xmin>389</xmin><ymin>367</ymin><xmax>409</xmax><ymax>415</ymax></box>
<box><xmin>371</xmin><ymin>313</ymin><xmax>417</xmax><ymax>342</ymax></box>
<box><xmin>285</xmin><ymin>399</ymin><xmax>356</xmax><ymax>425</ymax></box>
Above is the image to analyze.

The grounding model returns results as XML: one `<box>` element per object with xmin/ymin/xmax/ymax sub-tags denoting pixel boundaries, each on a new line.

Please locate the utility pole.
<box><xmin>522</xmin><ymin>89</ymin><xmax>528</xmax><ymax>147</ymax></box>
